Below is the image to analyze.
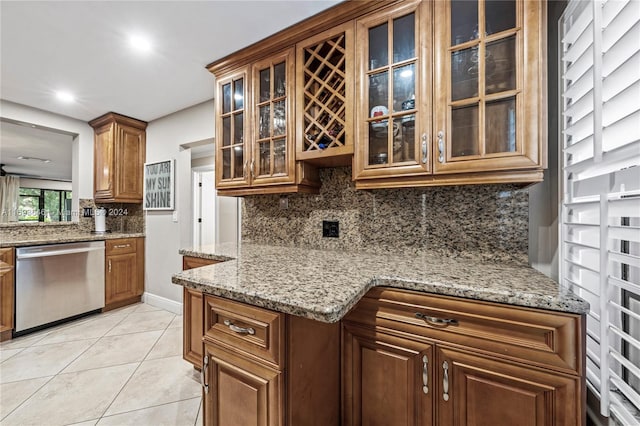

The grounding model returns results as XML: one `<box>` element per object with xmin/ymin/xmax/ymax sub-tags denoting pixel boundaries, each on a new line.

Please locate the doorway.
<box><xmin>192</xmin><ymin>168</ymin><xmax>215</xmax><ymax>246</ymax></box>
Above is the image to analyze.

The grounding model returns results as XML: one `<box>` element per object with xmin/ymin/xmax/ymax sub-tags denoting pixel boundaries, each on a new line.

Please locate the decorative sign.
<box><xmin>143</xmin><ymin>159</ymin><xmax>174</xmax><ymax>210</ymax></box>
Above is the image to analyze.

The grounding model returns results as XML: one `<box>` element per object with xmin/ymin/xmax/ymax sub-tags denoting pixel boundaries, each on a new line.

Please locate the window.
<box><xmin>560</xmin><ymin>0</ymin><xmax>640</xmax><ymax>424</ymax></box>
<box><xmin>18</xmin><ymin>188</ymin><xmax>72</xmax><ymax>222</ymax></box>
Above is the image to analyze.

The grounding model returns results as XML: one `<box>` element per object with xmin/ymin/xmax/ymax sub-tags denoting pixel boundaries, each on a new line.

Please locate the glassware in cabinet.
<box><xmin>433</xmin><ymin>0</ymin><xmax>544</xmax><ymax>174</ymax></box>
<box><xmin>354</xmin><ymin>0</ymin><xmax>431</xmax><ymax>180</ymax></box>
<box><xmin>251</xmin><ymin>49</ymin><xmax>296</xmax><ymax>185</ymax></box>
<box><xmin>216</xmin><ymin>68</ymin><xmax>250</xmax><ymax>188</ymax></box>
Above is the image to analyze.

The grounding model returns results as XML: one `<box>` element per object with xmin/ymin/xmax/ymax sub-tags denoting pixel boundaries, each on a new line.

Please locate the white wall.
<box><xmin>19</xmin><ymin>178</ymin><xmax>72</xmax><ymax>191</ymax></box>
<box><xmin>144</xmin><ymin>100</ymin><xmax>215</xmax><ymax>303</ymax></box>
<box><xmin>0</xmin><ymin>100</ymin><xmax>94</xmax><ymax>219</ymax></box>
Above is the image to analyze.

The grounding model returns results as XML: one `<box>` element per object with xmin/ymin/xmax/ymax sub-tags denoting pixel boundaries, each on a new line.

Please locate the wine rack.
<box><xmin>296</xmin><ymin>24</ymin><xmax>354</xmax><ymax>166</ymax></box>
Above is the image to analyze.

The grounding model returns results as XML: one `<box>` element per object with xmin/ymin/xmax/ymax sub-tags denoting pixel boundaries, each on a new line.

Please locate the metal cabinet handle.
<box><xmin>250</xmin><ymin>159</ymin><xmax>255</xmax><ymax>179</ymax></box>
<box><xmin>114</xmin><ymin>244</ymin><xmax>130</xmax><ymax>249</ymax></box>
<box><xmin>415</xmin><ymin>312</ymin><xmax>458</xmax><ymax>326</ymax></box>
<box><xmin>442</xmin><ymin>361</ymin><xmax>450</xmax><ymax>401</ymax></box>
<box><xmin>421</xmin><ymin>133</ymin><xmax>428</xmax><ymax>164</ymax></box>
<box><xmin>223</xmin><ymin>319</ymin><xmax>255</xmax><ymax>335</ymax></box>
<box><xmin>422</xmin><ymin>355</ymin><xmax>429</xmax><ymax>394</ymax></box>
<box><xmin>108</xmin><ymin>259</ymin><xmax>112</xmax><ymax>273</ymax></box>
<box><xmin>437</xmin><ymin>130</ymin><xmax>445</xmax><ymax>163</ymax></box>
<box><xmin>201</xmin><ymin>355</ymin><xmax>209</xmax><ymax>394</ymax></box>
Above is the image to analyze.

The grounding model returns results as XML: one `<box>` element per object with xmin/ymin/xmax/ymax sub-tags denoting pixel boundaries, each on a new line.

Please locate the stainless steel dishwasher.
<box><xmin>15</xmin><ymin>241</ymin><xmax>105</xmax><ymax>334</ymax></box>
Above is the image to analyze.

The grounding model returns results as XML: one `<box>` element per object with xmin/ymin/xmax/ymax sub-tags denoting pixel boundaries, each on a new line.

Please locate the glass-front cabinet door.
<box><xmin>354</xmin><ymin>0</ymin><xmax>430</xmax><ymax>180</ymax></box>
<box><xmin>433</xmin><ymin>0</ymin><xmax>544</xmax><ymax>174</ymax></box>
<box><xmin>216</xmin><ymin>68</ymin><xmax>250</xmax><ymax>188</ymax></box>
<box><xmin>251</xmin><ymin>49</ymin><xmax>296</xmax><ymax>186</ymax></box>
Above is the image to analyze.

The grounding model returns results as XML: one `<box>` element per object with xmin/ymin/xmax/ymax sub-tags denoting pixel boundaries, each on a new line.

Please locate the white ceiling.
<box><xmin>0</xmin><ymin>120</ymin><xmax>74</xmax><ymax>181</ymax></box>
<box><xmin>0</xmin><ymin>1</ymin><xmax>341</xmax><ymax>123</ymax></box>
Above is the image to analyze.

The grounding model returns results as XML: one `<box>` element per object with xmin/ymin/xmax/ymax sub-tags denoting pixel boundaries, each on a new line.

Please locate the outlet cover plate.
<box><xmin>322</xmin><ymin>220</ymin><xmax>339</xmax><ymax>238</ymax></box>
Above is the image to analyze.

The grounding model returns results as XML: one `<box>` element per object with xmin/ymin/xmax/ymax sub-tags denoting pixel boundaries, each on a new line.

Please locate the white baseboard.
<box><xmin>142</xmin><ymin>292</ymin><xmax>183</xmax><ymax>314</ymax></box>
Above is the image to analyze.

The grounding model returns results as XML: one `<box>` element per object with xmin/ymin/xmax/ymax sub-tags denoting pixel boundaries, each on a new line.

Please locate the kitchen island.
<box><xmin>174</xmin><ymin>243</ymin><xmax>587</xmax><ymax>426</ymax></box>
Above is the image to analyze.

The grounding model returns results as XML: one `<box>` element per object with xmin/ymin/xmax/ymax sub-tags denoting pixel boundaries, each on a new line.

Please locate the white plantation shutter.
<box><xmin>560</xmin><ymin>0</ymin><xmax>640</xmax><ymax>423</ymax></box>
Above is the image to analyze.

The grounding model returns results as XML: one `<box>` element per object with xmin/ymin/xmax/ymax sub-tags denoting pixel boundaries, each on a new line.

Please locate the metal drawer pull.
<box><xmin>442</xmin><ymin>361</ymin><xmax>450</xmax><ymax>401</ymax></box>
<box><xmin>201</xmin><ymin>355</ymin><xmax>209</xmax><ymax>394</ymax></box>
<box><xmin>114</xmin><ymin>244</ymin><xmax>130</xmax><ymax>249</ymax></box>
<box><xmin>422</xmin><ymin>355</ymin><xmax>429</xmax><ymax>394</ymax></box>
<box><xmin>415</xmin><ymin>312</ymin><xmax>458</xmax><ymax>326</ymax></box>
<box><xmin>223</xmin><ymin>319</ymin><xmax>255</xmax><ymax>335</ymax></box>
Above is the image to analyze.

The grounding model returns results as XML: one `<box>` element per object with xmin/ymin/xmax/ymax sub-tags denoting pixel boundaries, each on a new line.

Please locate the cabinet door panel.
<box><xmin>116</xmin><ymin>124</ymin><xmax>145</xmax><ymax>201</ymax></box>
<box><xmin>106</xmin><ymin>253</ymin><xmax>137</xmax><ymax>305</ymax></box>
<box><xmin>216</xmin><ymin>68</ymin><xmax>251</xmax><ymax>189</ymax></box>
<box><xmin>434</xmin><ymin>0</ymin><xmax>544</xmax><ymax>173</ymax></box>
<box><xmin>355</xmin><ymin>0</ymin><xmax>431</xmax><ymax>180</ymax></box>
<box><xmin>342</xmin><ymin>322</ymin><xmax>432</xmax><ymax>426</ymax></box>
<box><xmin>436</xmin><ymin>347</ymin><xmax>582</xmax><ymax>426</ymax></box>
<box><xmin>251</xmin><ymin>49</ymin><xmax>296</xmax><ymax>186</ymax></box>
<box><xmin>94</xmin><ymin>123</ymin><xmax>114</xmax><ymax>199</ymax></box>
<box><xmin>0</xmin><ymin>248</ymin><xmax>15</xmax><ymax>336</ymax></box>
<box><xmin>204</xmin><ymin>343</ymin><xmax>283</xmax><ymax>426</ymax></box>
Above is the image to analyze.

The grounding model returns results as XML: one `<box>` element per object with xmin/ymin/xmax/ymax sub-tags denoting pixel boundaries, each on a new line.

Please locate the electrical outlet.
<box><xmin>279</xmin><ymin>196</ymin><xmax>289</xmax><ymax>209</ymax></box>
<box><xmin>322</xmin><ymin>220</ymin><xmax>339</xmax><ymax>238</ymax></box>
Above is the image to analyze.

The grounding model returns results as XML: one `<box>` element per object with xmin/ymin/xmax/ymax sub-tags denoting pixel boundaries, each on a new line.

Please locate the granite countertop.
<box><xmin>0</xmin><ymin>232</ymin><xmax>145</xmax><ymax>248</ymax></box>
<box><xmin>173</xmin><ymin>243</ymin><xmax>589</xmax><ymax>323</ymax></box>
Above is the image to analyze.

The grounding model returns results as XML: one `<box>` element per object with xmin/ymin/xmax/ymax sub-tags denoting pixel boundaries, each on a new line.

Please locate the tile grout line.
<box><xmin>143</xmin><ymin>314</ymin><xmax>178</xmax><ymax>361</ymax></box>
<box><xmin>96</xmin><ymin>395</ymin><xmax>202</xmax><ymax>423</ymax></box>
<box><xmin>0</xmin><ymin>374</ymin><xmax>57</xmax><ymax>422</ymax></box>
<box><xmin>96</xmin><ymin>309</ymin><xmax>173</xmax><ymax>421</ymax></box>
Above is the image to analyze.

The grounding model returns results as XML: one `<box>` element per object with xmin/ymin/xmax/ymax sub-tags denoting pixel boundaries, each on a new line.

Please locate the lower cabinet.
<box><xmin>436</xmin><ymin>346</ymin><xmax>580</xmax><ymax>426</ymax></box>
<box><xmin>105</xmin><ymin>238</ymin><xmax>144</xmax><ymax>310</ymax></box>
<box><xmin>0</xmin><ymin>247</ymin><xmax>15</xmax><ymax>342</ymax></box>
<box><xmin>182</xmin><ymin>256</ymin><xmax>221</xmax><ymax>370</ymax></box>
<box><xmin>342</xmin><ymin>323</ymin><xmax>433</xmax><ymax>426</ymax></box>
<box><xmin>203</xmin><ymin>343</ymin><xmax>284</xmax><ymax>426</ymax></box>
<box><xmin>342</xmin><ymin>288</ymin><xmax>585</xmax><ymax>426</ymax></box>
<box><xmin>199</xmin><ymin>295</ymin><xmax>340</xmax><ymax>426</ymax></box>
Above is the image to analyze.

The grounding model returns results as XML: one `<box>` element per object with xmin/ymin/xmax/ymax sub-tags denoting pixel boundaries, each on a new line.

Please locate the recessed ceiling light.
<box><xmin>129</xmin><ymin>34</ymin><xmax>152</xmax><ymax>53</ymax></box>
<box><xmin>17</xmin><ymin>156</ymin><xmax>51</xmax><ymax>163</ymax></box>
<box><xmin>55</xmin><ymin>91</ymin><xmax>75</xmax><ymax>103</ymax></box>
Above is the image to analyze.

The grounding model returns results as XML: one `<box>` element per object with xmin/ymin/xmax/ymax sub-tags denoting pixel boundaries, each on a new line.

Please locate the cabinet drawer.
<box><xmin>344</xmin><ymin>288</ymin><xmax>584</xmax><ymax>375</ymax></box>
<box><xmin>204</xmin><ymin>295</ymin><xmax>284</xmax><ymax>368</ymax></box>
<box><xmin>106</xmin><ymin>238</ymin><xmax>136</xmax><ymax>255</ymax></box>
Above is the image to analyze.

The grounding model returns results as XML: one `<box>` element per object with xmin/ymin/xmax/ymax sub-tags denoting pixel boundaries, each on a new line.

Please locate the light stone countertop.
<box><xmin>0</xmin><ymin>232</ymin><xmax>145</xmax><ymax>248</ymax></box>
<box><xmin>174</xmin><ymin>243</ymin><xmax>589</xmax><ymax>323</ymax></box>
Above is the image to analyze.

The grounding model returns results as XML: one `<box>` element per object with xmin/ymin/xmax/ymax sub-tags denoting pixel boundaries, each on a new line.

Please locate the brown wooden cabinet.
<box><xmin>296</xmin><ymin>22</ymin><xmax>355</xmax><ymax>167</ymax></box>
<box><xmin>354</xmin><ymin>0</ymin><xmax>546</xmax><ymax>189</ymax></box>
<box><xmin>182</xmin><ymin>256</ymin><xmax>220</xmax><ymax>369</ymax></box>
<box><xmin>342</xmin><ymin>288</ymin><xmax>585</xmax><ymax>426</ymax></box>
<box><xmin>89</xmin><ymin>112</ymin><xmax>147</xmax><ymax>203</ymax></box>
<box><xmin>342</xmin><ymin>322</ymin><xmax>433</xmax><ymax>425</ymax></box>
<box><xmin>105</xmin><ymin>238</ymin><xmax>144</xmax><ymax>310</ymax></box>
<box><xmin>207</xmin><ymin>0</ymin><xmax>547</xmax><ymax>194</ymax></box>
<box><xmin>0</xmin><ymin>247</ymin><xmax>15</xmax><ymax>342</ymax></box>
<box><xmin>436</xmin><ymin>346</ymin><xmax>580</xmax><ymax>426</ymax></box>
<box><xmin>214</xmin><ymin>52</ymin><xmax>320</xmax><ymax>197</ymax></box>
<box><xmin>199</xmin><ymin>295</ymin><xmax>340</xmax><ymax>426</ymax></box>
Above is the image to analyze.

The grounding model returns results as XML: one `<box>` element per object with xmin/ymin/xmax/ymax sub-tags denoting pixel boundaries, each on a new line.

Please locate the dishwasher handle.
<box><xmin>17</xmin><ymin>246</ymin><xmax>104</xmax><ymax>260</ymax></box>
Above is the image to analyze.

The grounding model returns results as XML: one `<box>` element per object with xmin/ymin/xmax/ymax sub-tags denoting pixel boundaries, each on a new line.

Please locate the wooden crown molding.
<box><xmin>88</xmin><ymin>112</ymin><xmax>148</xmax><ymax>130</ymax></box>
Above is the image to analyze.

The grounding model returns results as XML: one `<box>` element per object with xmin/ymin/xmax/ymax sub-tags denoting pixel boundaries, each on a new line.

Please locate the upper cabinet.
<box><xmin>214</xmin><ymin>51</ymin><xmax>320</xmax><ymax>196</ymax></box>
<box><xmin>354</xmin><ymin>1</ymin><xmax>431</xmax><ymax>181</ymax></box>
<box><xmin>207</xmin><ymin>0</ymin><xmax>546</xmax><ymax>194</ymax></box>
<box><xmin>296</xmin><ymin>23</ymin><xmax>355</xmax><ymax>167</ymax></box>
<box><xmin>432</xmin><ymin>0</ymin><xmax>545</xmax><ymax>175</ymax></box>
<box><xmin>89</xmin><ymin>113</ymin><xmax>147</xmax><ymax>203</ymax></box>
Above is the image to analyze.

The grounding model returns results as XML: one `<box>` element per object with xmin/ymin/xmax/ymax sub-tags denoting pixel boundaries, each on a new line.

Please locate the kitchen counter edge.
<box><xmin>0</xmin><ymin>232</ymin><xmax>146</xmax><ymax>248</ymax></box>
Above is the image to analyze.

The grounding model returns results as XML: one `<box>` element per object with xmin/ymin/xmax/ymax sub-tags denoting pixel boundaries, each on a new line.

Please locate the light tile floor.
<box><xmin>0</xmin><ymin>303</ymin><xmax>203</xmax><ymax>426</ymax></box>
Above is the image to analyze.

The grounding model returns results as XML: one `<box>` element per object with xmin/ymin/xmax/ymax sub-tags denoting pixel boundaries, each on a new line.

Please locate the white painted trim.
<box><xmin>142</xmin><ymin>292</ymin><xmax>182</xmax><ymax>314</ymax></box>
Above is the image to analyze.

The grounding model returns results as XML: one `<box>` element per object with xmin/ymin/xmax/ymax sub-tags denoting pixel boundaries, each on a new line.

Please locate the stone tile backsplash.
<box><xmin>78</xmin><ymin>199</ymin><xmax>144</xmax><ymax>233</ymax></box>
<box><xmin>242</xmin><ymin>167</ymin><xmax>529</xmax><ymax>264</ymax></box>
